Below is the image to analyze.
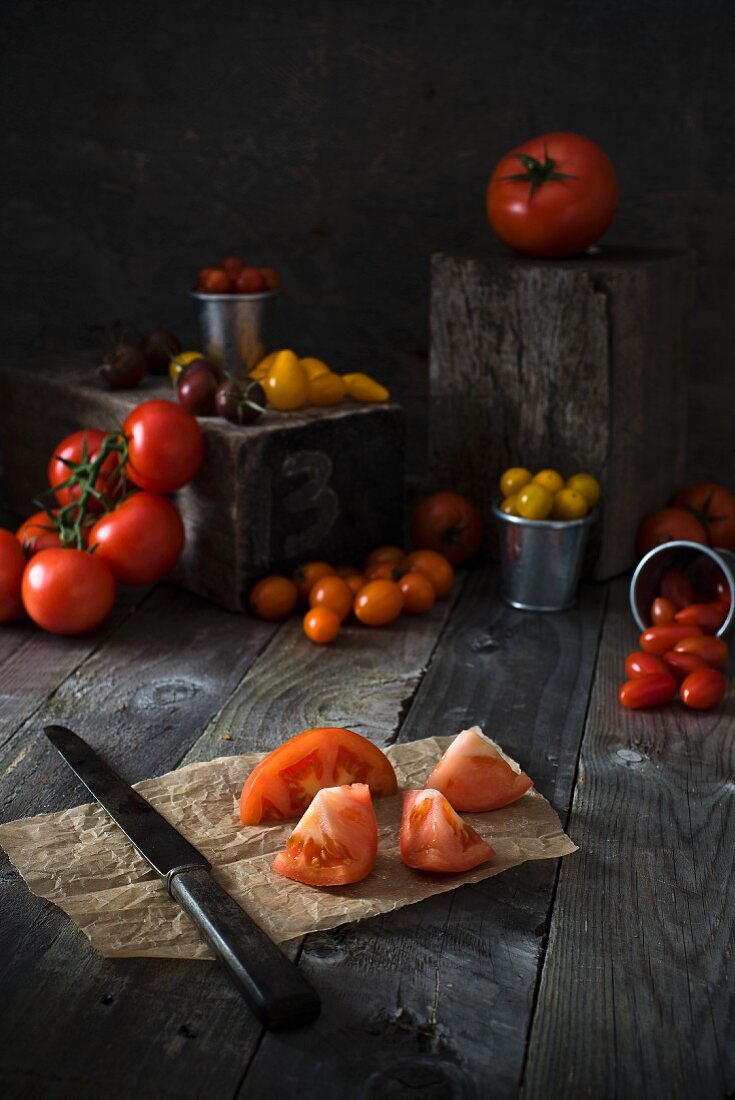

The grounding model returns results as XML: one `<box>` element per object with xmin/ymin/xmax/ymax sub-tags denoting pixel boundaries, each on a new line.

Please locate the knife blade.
<box><xmin>44</xmin><ymin>724</ymin><xmax>320</xmax><ymax>1031</ymax></box>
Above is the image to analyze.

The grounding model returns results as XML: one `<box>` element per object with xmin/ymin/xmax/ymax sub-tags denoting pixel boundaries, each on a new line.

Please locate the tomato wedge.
<box><xmin>272</xmin><ymin>783</ymin><xmax>377</xmax><ymax>886</ymax></box>
<box><xmin>425</xmin><ymin>727</ymin><xmax>533</xmax><ymax>812</ymax></box>
<box><xmin>399</xmin><ymin>789</ymin><xmax>494</xmax><ymax>873</ymax></box>
<box><xmin>240</xmin><ymin>727</ymin><xmax>397</xmax><ymax>825</ymax></box>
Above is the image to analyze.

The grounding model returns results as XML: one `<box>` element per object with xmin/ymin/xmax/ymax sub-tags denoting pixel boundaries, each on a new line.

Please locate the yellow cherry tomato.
<box><xmin>551</xmin><ymin>488</ymin><xmax>589</xmax><ymax>520</ymax></box>
<box><xmin>168</xmin><ymin>350</ymin><xmax>204</xmax><ymax>384</ymax></box>
<box><xmin>566</xmin><ymin>472</ymin><xmax>601</xmax><ymax>508</ymax></box>
<box><xmin>265</xmin><ymin>350</ymin><xmax>308</xmax><ymax>411</ymax></box>
<box><xmin>306</xmin><ymin>372</ymin><xmax>346</xmax><ymax>406</ymax></box>
<box><xmin>517</xmin><ymin>483</ymin><xmax>554</xmax><ymax>520</ymax></box>
<box><xmin>499</xmin><ymin>466</ymin><xmax>532</xmax><ymax>497</ymax></box>
<box><xmin>532</xmin><ymin>469</ymin><xmax>565</xmax><ymax>495</ymax></box>
<box><xmin>250</xmin><ymin>350</ymin><xmax>279</xmax><ymax>379</ymax></box>
<box><xmin>499</xmin><ymin>494</ymin><xmax>519</xmax><ymax>516</ymax></box>
<box><xmin>342</xmin><ymin>373</ymin><xmax>389</xmax><ymax>402</ymax></box>
<box><xmin>301</xmin><ymin>357</ymin><xmax>331</xmax><ymax>381</ymax></box>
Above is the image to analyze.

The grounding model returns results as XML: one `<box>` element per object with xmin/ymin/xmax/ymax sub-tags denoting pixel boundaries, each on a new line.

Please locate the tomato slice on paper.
<box><xmin>425</xmin><ymin>727</ymin><xmax>533</xmax><ymax>812</ymax></box>
<box><xmin>240</xmin><ymin>727</ymin><xmax>397</xmax><ymax>825</ymax></box>
<box><xmin>272</xmin><ymin>783</ymin><xmax>378</xmax><ymax>887</ymax></box>
<box><xmin>399</xmin><ymin>789</ymin><xmax>494</xmax><ymax>873</ymax></box>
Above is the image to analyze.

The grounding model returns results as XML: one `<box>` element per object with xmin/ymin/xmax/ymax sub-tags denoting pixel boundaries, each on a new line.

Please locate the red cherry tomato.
<box><xmin>197</xmin><ymin>268</ymin><xmax>232</xmax><ymax>293</ymax></box>
<box><xmin>650</xmin><ymin>597</ymin><xmax>677</xmax><ymax>625</ymax></box>
<box><xmin>639</xmin><ymin>624</ymin><xmax>703</xmax><ymax>656</ymax></box>
<box><xmin>659</xmin><ymin>567</ymin><xmax>696</xmax><ymax>609</ymax></box>
<box><xmin>624</xmin><ymin>651</ymin><xmax>668</xmax><ymax>679</ymax></box>
<box><xmin>0</xmin><ymin>529</ymin><xmax>27</xmax><ymax>622</ymax></box>
<box><xmin>234</xmin><ymin>267</ymin><xmax>266</xmax><ymax>294</ymax></box>
<box><xmin>674</xmin><ymin>601</ymin><xmax>727</xmax><ymax>635</ymax></box>
<box><xmin>679</xmin><ymin>668</ymin><xmax>727</xmax><ymax>710</ymax></box>
<box><xmin>486</xmin><ymin>132</ymin><xmax>619</xmax><ymax>257</ymax></box>
<box><xmin>48</xmin><ymin>429</ymin><xmax>124</xmax><ymax>513</ymax></box>
<box><xmin>221</xmin><ymin>255</ymin><xmax>246</xmax><ymax>277</ymax></box>
<box><xmin>662</xmin><ymin>649</ymin><xmax>710</xmax><ymax>683</ymax></box>
<box><xmin>123</xmin><ymin>400</ymin><xmax>204</xmax><ymax>493</ymax></box>
<box><xmin>673</xmin><ymin>635</ymin><xmax>729</xmax><ymax>670</ymax></box>
<box><xmin>636</xmin><ymin>508</ymin><xmax>708</xmax><ymax>558</ymax></box>
<box><xmin>21</xmin><ymin>548</ymin><xmax>115</xmax><ymax>635</ymax></box>
<box><xmin>88</xmin><ymin>493</ymin><xmax>185</xmax><ymax>585</ymax></box>
<box><xmin>672</xmin><ymin>482</ymin><xmax>735</xmax><ymax>550</ymax></box>
<box><xmin>619</xmin><ymin>672</ymin><xmax>678</xmax><ymax>709</ymax></box>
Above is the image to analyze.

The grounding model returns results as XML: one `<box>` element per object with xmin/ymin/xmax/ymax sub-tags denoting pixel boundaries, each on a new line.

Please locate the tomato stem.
<box><xmin>500</xmin><ymin>147</ymin><xmax>576</xmax><ymax>200</ymax></box>
<box><xmin>39</xmin><ymin>431</ymin><xmax>129</xmax><ymax>550</ymax></box>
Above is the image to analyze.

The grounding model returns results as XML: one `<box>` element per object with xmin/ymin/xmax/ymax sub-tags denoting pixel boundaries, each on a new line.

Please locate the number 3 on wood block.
<box><xmin>281</xmin><ymin>451</ymin><xmax>339</xmax><ymax>558</ymax></box>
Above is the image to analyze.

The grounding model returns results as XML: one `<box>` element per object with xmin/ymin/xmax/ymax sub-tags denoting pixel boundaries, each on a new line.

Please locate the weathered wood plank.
<box><xmin>238</xmin><ymin>570</ymin><xmax>607</xmax><ymax>1099</ymax></box>
<box><xmin>0</xmin><ymin>584</ymin><xmax>281</xmax><ymax>1100</ymax></box>
<box><xmin>522</xmin><ymin>579</ymin><xmax>735</xmax><ymax>1099</ymax></box>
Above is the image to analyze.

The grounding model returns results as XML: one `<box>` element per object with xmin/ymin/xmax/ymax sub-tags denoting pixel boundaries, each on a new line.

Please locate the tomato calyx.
<box><xmin>501</xmin><ymin>147</ymin><xmax>577</xmax><ymax>199</ymax></box>
<box><xmin>41</xmin><ymin>431</ymin><xmax>127</xmax><ymax>549</ymax></box>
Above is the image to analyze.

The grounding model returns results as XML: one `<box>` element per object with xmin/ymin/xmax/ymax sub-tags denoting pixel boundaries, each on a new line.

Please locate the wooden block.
<box><xmin>428</xmin><ymin>248</ymin><xmax>694</xmax><ymax>579</ymax></box>
<box><xmin>0</xmin><ymin>356</ymin><xmax>405</xmax><ymax>611</ymax></box>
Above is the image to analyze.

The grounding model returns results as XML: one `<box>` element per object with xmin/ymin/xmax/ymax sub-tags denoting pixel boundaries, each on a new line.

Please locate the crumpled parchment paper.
<box><xmin>0</xmin><ymin>734</ymin><xmax>576</xmax><ymax>958</ymax></box>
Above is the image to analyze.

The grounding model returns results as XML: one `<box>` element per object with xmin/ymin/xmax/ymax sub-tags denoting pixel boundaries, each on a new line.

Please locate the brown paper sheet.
<box><xmin>0</xmin><ymin>731</ymin><xmax>577</xmax><ymax>958</ymax></box>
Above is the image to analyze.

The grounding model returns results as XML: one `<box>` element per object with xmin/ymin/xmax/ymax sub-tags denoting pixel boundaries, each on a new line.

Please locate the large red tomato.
<box><xmin>88</xmin><ymin>493</ymin><xmax>185</xmax><ymax>585</ymax></box>
<box><xmin>672</xmin><ymin>482</ymin><xmax>735</xmax><ymax>549</ymax></box>
<box><xmin>486</xmin><ymin>132</ymin><xmax>619</xmax><ymax>257</ymax></box>
<box><xmin>21</xmin><ymin>548</ymin><xmax>115</xmax><ymax>635</ymax></box>
<box><xmin>123</xmin><ymin>400</ymin><xmax>204</xmax><ymax>493</ymax></box>
<box><xmin>48</xmin><ymin>429</ymin><xmax>124</xmax><ymax>512</ymax></box>
<box><xmin>635</xmin><ymin>508</ymin><xmax>708</xmax><ymax>558</ymax></box>
<box><xmin>272</xmin><ymin>783</ymin><xmax>378</xmax><ymax>886</ymax></box>
<box><xmin>409</xmin><ymin>492</ymin><xmax>483</xmax><ymax>565</ymax></box>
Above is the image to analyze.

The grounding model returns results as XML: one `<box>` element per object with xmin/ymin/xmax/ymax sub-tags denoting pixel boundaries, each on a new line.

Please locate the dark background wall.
<box><xmin>2</xmin><ymin>0</ymin><xmax>734</xmax><ymax>479</ymax></box>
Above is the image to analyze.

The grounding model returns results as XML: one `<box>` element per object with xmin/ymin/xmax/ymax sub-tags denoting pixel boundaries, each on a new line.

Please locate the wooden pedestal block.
<box><xmin>0</xmin><ymin>357</ymin><xmax>405</xmax><ymax>611</ymax></box>
<box><xmin>429</xmin><ymin>248</ymin><xmax>693</xmax><ymax>579</ymax></box>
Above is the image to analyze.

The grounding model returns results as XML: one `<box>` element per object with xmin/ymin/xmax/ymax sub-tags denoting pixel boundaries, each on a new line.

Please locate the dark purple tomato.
<box><xmin>215</xmin><ymin>379</ymin><xmax>265</xmax><ymax>425</ymax></box>
<box><xmin>177</xmin><ymin>364</ymin><xmax>219</xmax><ymax>416</ymax></box>
<box><xmin>100</xmin><ymin>343</ymin><xmax>148</xmax><ymax>389</ymax></box>
<box><xmin>140</xmin><ymin>330</ymin><xmax>182</xmax><ymax>374</ymax></box>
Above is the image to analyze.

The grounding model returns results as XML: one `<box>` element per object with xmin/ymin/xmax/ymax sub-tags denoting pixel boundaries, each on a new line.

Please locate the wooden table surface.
<box><xmin>0</xmin><ymin>568</ymin><xmax>732</xmax><ymax>1099</ymax></box>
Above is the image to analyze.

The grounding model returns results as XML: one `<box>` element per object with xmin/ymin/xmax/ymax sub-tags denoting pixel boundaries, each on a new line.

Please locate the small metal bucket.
<box><xmin>190</xmin><ymin>289</ymin><xmax>280</xmax><ymax>376</ymax></box>
<box><xmin>493</xmin><ymin>504</ymin><xmax>596</xmax><ymax>611</ymax></box>
<box><xmin>629</xmin><ymin>540</ymin><xmax>735</xmax><ymax>637</ymax></box>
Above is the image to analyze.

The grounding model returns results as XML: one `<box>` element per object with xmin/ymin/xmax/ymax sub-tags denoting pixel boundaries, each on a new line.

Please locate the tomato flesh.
<box><xmin>399</xmin><ymin>789</ymin><xmax>494</xmax><ymax>873</ymax></box>
<box><xmin>240</xmin><ymin>727</ymin><xmax>397</xmax><ymax>825</ymax></box>
<box><xmin>272</xmin><ymin>783</ymin><xmax>378</xmax><ymax>886</ymax></box>
<box><xmin>425</xmin><ymin>726</ymin><xmax>532</xmax><ymax>812</ymax></box>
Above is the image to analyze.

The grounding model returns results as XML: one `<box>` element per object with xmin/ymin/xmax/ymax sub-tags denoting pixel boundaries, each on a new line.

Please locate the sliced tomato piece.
<box><xmin>425</xmin><ymin>727</ymin><xmax>533</xmax><ymax>812</ymax></box>
<box><xmin>272</xmin><ymin>783</ymin><xmax>378</xmax><ymax>886</ymax></box>
<box><xmin>399</xmin><ymin>789</ymin><xmax>494</xmax><ymax>873</ymax></box>
<box><xmin>240</xmin><ymin>726</ymin><xmax>397</xmax><ymax>825</ymax></box>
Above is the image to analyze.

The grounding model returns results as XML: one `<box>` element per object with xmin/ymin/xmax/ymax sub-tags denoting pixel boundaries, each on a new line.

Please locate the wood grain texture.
<box><xmin>0</xmin><ymin>357</ymin><xmax>405</xmax><ymax>612</ymax></box>
<box><xmin>428</xmin><ymin>248</ymin><xmax>693</xmax><ymax>579</ymax></box>
<box><xmin>238</xmin><ymin>570</ymin><xmax>607</xmax><ymax>1100</ymax></box>
<box><xmin>522</xmin><ymin>579</ymin><xmax>735</xmax><ymax>1099</ymax></box>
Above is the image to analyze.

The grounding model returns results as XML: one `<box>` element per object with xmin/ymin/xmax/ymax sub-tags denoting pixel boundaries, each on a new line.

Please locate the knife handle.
<box><xmin>169</xmin><ymin>867</ymin><xmax>320</xmax><ymax>1030</ymax></box>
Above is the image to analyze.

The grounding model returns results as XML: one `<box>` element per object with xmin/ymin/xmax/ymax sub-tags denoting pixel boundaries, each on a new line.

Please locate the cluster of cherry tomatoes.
<box><xmin>498</xmin><ymin>466</ymin><xmax>600</xmax><ymax>521</ymax></box>
<box><xmin>636</xmin><ymin>481</ymin><xmax>735</xmax><ymax>558</ymax></box>
<box><xmin>195</xmin><ymin>256</ymin><xmax>280</xmax><ymax>296</ymax></box>
<box><xmin>249</xmin><ymin>546</ymin><xmax>454</xmax><ymax>644</ymax></box>
<box><xmin>100</xmin><ymin>328</ymin><xmax>183</xmax><ymax>389</ymax></box>
<box><xmin>619</xmin><ymin>566</ymin><xmax>730</xmax><ymax>711</ymax></box>
<box><xmin>0</xmin><ymin>401</ymin><xmax>204</xmax><ymax>636</ymax></box>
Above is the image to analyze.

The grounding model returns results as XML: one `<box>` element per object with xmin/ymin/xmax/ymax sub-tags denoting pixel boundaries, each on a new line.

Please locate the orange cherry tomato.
<box><xmin>679</xmin><ymin>668</ymin><xmax>726</xmax><ymax>710</ymax></box>
<box><xmin>292</xmin><ymin>561</ymin><xmax>334</xmax><ymax>602</ymax></box>
<box><xmin>650</xmin><ymin>597</ymin><xmax>677</xmax><ymax>625</ymax></box>
<box><xmin>624</xmin><ymin>651</ymin><xmax>668</xmax><ymax>679</ymax></box>
<box><xmin>344</xmin><ymin>573</ymin><xmax>365</xmax><ymax>596</ymax></box>
<box><xmin>662</xmin><ymin>650</ymin><xmax>710</xmax><ymax>683</ymax></box>
<box><xmin>619</xmin><ymin>672</ymin><xmax>677</xmax><ymax>709</ymax></box>
<box><xmin>364</xmin><ymin>561</ymin><xmax>404</xmax><ymax>581</ymax></box>
<box><xmin>673</xmin><ymin>635</ymin><xmax>729</xmax><ymax>670</ymax></box>
<box><xmin>309</xmin><ymin>575</ymin><xmax>353</xmax><ymax>621</ymax></box>
<box><xmin>333</xmin><ymin>564</ymin><xmax>361</xmax><ymax>578</ymax></box>
<box><xmin>353</xmin><ymin>579</ymin><xmax>404</xmax><ymax>626</ymax></box>
<box><xmin>639</xmin><ymin>624</ymin><xmax>703</xmax><ymax>656</ymax></box>
<box><xmin>404</xmin><ymin>550</ymin><xmax>453</xmax><ymax>598</ymax></box>
<box><xmin>365</xmin><ymin>545</ymin><xmax>407</xmax><ymax>568</ymax></box>
<box><xmin>674</xmin><ymin>601</ymin><xmax>728</xmax><ymax>635</ymax></box>
<box><xmin>398</xmin><ymin>571</ymin><xmax>436</xmax><ymax>615</ymax></box>
<box><xmin>658</xmin><ymin>567</ymin><xmax>695</xmax><ymax>608</ymax></box>
<box><xmin>249</xmin><ymin>575</ymin><xmax>298</xmax><ymax>621</ymax></box>
<box><xmin>303</xmin><ymin>606</ymin><xmax>341</xmax><ymax>643</ymax></box>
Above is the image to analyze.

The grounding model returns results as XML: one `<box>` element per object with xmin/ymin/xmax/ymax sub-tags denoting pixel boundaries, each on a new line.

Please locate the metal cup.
<box><xmin>493</xmin><ymin>504</ymin><xmax>596</xmax><ymax>612</ymax></box>
<box><xmin>629</xmin><ymin>540</ymin><xmax>735</xmax><ymax>637</ymax></box>
<box><xmin>189</xmin><ymin>289</ymin><xmax>280</xmax><ymax>377</ymax></box>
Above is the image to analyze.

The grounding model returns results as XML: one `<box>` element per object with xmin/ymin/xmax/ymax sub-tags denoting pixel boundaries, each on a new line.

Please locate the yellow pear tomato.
<box><xmin>301</xmin><ymin>357</ymin><xmax>331</xmax><ymax>381</ymax></box>
<box><xmin>265</xmin><ymin>350</ymin><xmax>307</xmax><ymax>411</ymax></box>
<box><xmin>342</xmin><ymin>373</ymin><xmax>389</xmax><ymax>402</ymax></box>
<box><xmin>306</xmin><ymin>372</ymin><xmax>346</xmax><ymax>406</ymax></box>
<box><xmin>251</xmin><ymin>350</ymin><xmax>279</xmax><ymax>379</ymax></box>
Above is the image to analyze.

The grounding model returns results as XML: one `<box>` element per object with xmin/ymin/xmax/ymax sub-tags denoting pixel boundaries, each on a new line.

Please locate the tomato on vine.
<box><xmin>123</xmin><ymin>400</ymin><xmax>204</xmax><ymax>493</ymax></box>
<box><xmin>21</xmin><ymin>548</ymin><xmax>115</xmax><ymax>635</ymax></box>
<box><xmin>88</xmin><ymin>493</ymin><xmax>185</xmax><ymax>585</ymax></box>
<box><xmin>48</xmin><ymin>430</ymin><xmax>125</xmax><ymax>513</ymax></box>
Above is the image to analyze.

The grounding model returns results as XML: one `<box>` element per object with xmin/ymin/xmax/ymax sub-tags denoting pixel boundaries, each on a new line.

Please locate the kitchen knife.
<box><xmin>44</xmin><ymin>724</ymin><xmax>320</xmax><ymax>1030</ymax></box>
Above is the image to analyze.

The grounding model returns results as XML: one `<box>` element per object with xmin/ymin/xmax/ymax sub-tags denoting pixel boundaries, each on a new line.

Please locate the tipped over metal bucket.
<box><xmin>629</xmin><ymin>540</ymin><xmax>735</xmax><ymax>637</ymax></box>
